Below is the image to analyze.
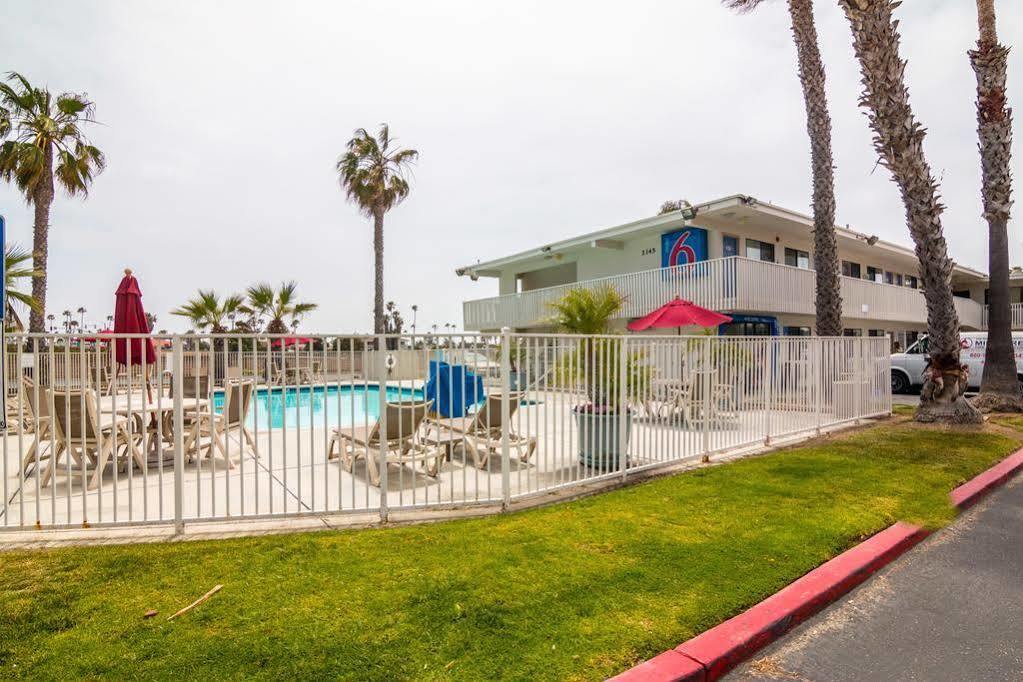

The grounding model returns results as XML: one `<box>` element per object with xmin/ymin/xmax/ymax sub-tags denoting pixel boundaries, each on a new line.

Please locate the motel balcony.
<box><xmin>462</xmin><ymin>256</ymin><xmax>990</xmax><ymax>332</ymax></box>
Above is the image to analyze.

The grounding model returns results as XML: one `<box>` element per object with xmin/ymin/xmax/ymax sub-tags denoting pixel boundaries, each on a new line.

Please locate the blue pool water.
<box><xmin>213</xmin><ymin>384</ymin><xmax>424</xmax><ymax>430</ymax></box>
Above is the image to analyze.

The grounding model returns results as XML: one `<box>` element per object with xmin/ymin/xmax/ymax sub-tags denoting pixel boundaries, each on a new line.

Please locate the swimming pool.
<box><xmin>213</xmin><ymin>384</ymin><xmax>424</xmax><ymax>430</ymax></box>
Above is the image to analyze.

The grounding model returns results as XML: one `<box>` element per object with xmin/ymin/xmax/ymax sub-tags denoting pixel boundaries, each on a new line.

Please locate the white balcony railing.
<box><xmin>462</xmin><ymin>256</ymin><xmax>987</xmax><ymax>331</ymax></box>
<box><xmin>981</xmin><ymin>303</ymin><xmax>1023</xmax><ymax>330</ymax></box>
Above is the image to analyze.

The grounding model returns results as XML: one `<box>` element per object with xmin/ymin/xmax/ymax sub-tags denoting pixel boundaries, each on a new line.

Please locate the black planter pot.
<box><xmin>575</xmin><ymin>408</ymin><xmax>633</xmax><ymax>470</ymax></box>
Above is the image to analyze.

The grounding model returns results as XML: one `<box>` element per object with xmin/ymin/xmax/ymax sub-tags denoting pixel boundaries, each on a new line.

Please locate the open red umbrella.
<box><xmin>272</xmin><ymin>336</ymin><xmax>312</xmax><ymax>348</ymax></box>
<box><xmin>113</xmin><ymin>268</ymin><xmax>156</xmax><ymax>366</ymax></box>
<box><xmin>627</xmin><ymin>297</ymin><xmax>732</xmax><ymax>332</ymax></box>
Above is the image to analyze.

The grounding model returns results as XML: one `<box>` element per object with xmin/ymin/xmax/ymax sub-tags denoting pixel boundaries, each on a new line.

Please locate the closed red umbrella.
<box><xmin>113</xmin><ymin>268</ymin><xmax>156</xmax><ymax>365</ymax></box>
<box><xmin>627</xmin><ymin>297</ymin><xmax>732</xmax><ymax>332</ymax></box>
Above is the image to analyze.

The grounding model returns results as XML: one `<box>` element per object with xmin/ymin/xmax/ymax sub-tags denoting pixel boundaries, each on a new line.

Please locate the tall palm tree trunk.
<box><xmin>972</xmin><ymin>0</ymin><xmax>1021</xmax><ymax>411</ymax></box>
<box><xmin>29</xmin><ymin>143</ymin><xmax>54</xmax><ymax>334</ymax></box>
<box><xmin>790</xmin><ymin>0</ymin><xmax>842</xmax><ymax>337</ymax></box>
<box><xmin>840</xmin><ymin>0</ymin><xmax>981</xmax><ymax>423</ymax></box>
<box><xmin>373</xmin><ymin>207</ymin><xmax>385</xmax><ymax>334</ymax></box>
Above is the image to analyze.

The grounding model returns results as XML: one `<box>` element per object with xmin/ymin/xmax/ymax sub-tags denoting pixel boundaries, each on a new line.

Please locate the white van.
<box><xmin>890</xmin><ymin>332</ymin><xmax>1023</xmax><ymax>393</ymax></box>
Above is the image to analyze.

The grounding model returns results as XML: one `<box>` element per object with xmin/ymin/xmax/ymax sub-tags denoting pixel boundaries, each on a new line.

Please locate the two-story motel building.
<box><xmin>457</xmin><ymin>194</ymin><xmax>1020</xmax><ymax>348</ymax></box>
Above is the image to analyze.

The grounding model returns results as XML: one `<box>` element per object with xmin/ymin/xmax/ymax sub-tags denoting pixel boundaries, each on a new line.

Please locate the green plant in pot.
<box><xmin>548</xmin><ymin>286</ymin><xmax>647</xmax><ymax>470</ymax></box>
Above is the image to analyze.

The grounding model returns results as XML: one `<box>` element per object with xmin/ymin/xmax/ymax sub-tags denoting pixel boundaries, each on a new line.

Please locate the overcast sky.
<box><xmin>2</xmin><ymin>0</ymin><xmax>1021</xmax><ymax>333</ymax></box>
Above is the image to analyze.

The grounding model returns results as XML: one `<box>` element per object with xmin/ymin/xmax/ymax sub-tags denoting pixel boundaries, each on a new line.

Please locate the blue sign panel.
<box><xmin>661</xmin><ymin>226</ymin><xmax>708</xmax><ymax>268</ymax></box>
<box><xmin>0</xmin><ymin>215</ymin><xmax>5</xmax><ymax>321</ymax></box>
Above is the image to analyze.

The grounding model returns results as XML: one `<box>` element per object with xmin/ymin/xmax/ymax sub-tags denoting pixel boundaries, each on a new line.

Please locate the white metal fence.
<box><xmin>0</xmin><ymin>332</ymin><xmax>890</xmax><ymax>532</ymax></box>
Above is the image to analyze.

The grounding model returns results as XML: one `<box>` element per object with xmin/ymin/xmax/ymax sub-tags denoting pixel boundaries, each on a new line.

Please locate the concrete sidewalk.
<box><xmin>728</xmin><ymin>473</ymin><xmax>1023</xmax><ymax>681</ymax></box>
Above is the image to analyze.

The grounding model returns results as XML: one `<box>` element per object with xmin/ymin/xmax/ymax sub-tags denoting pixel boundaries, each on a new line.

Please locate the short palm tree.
<box><xmin>839</xmin><ymin>0</ymin><xmax>981</xmax><ymax>423</ymax></box>
<box><xmin>724</xmin><ymin>0</ymin><xmax>842</xmax><ymax>336</ymax></box>
<box><xmin>337</xmin><ymin>124</ymin><xmax>418</xmax><ymax>333</ymax></box>
<box><xmin>4</xmin><ymin>243</ymin><xmax>41</xmax><ymax>330</ymax></box>
<box><xmin>76</xmin><ymin>306</ymin><xmax>86</xmax><ymax>328</ymax></box>
<box><xmin>171</xmin><ymin>290</ymin><xmax>244</xmax><ymax>334</ymax></box>
<box><xmin>0</xmin><ymin>72</ymin><xmax>105</xmax><ymax>332</ymax></box>
<box><xmin>547</xmin><ymin>285</ymin><xmax>625</xmax><ymax>334</ymax></box>
<box><xmin>244</xmin><ymin>281</ymin><xmax>317</xmax><ymax>334</ymax></box>
<box><xmin>970</xmin><ymin>0</ymin><xmax>1020</xmax><ymax>411</ymax></box>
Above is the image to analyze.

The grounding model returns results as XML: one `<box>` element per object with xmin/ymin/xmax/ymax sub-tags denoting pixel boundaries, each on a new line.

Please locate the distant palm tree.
<box><xmin>244</xmin><ymin>281</ymin><xmax>317</xmax><ymax>334</ymax></box>
<box><xmin>724</xmin><ymin>0</ymin><xmax>842</xmax><ymax>336</ymax></box>
<box><xmin>76</xmin><ymin>306</ymin><xmax>86</xmax><ymax>329</ymax></box>
<box><xmin>4</xmin><ymin>243</ymin><xmax>40</xmax><ymax>330</ymax></box>
<box><xmin>171</xmin><ymin>290</ymin><xmax>244</xmax><ymax>334</ymax></box>
<box><xmin>0</xmin><ymin>72</ymin><xmax>105</xmax><ymax>332</ymax></box>
<box><xmin>61</xmin><ymin>309</ymin><xmax>71</xmax><ymax>333</ymax></box>
<box><xmin>839</xmin><ymin>0</ymin><xmax>980</xmax><ymax>423</ymax></box>
<box><xmin>46</xmin><ymin>313</ymin><xmax>55</xmax><ymax>332</ymax></box>
<box><xmin>337</xmin><ymin>124</ymin><xmax>418</xmax><ymax>333</ymax></box>
<box><xmin>971</xmin><ymin>0</ymin><xmax>1020</xmax><ymax>411</ymax></box>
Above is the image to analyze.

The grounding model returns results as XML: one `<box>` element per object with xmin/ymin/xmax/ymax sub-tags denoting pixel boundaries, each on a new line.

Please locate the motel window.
<box><xmin>953</xmin><ymin>289</ymin><xmax>971</xmax><ymax>298</ymax></box>
<box><xmin>895</xmin><ymin>273</ymin><xmax>903</xmax><ymax>286</ymax></box>
<box><xmin>868</xmin><ymin>329</ymin><xmax>885</xmax><ymax>337</ymax></box>
<box><xmin>784</xmin><ymin>326</ymin><xmax>812</xmax><ymax>336</ymax></box>
<box><xmin>784</xmin><ymin>248</ymin><xmax>810</xmax><ymax>269</ymax></box>
<box><xmin>866</xmin><ymin>266</ymin><xmax>883</xmax><ymax>283</ymax></box>
<box><xmin>905</xmin><ymin>275</ymin><xmax>918</xmax><ymax>288</ymax></box>
<box><xmin>885</xmin><ymin>272</ymin><xmax>894</xmax><ymax>285</ymax></box>
<box><xmin>746</xmin><ymin>239</ymin><xmax>775</xmax><ymax>263</ymax></box>
<box><xmin>842</xmin><ymin>261</ymin><xmax>861</xmax><ymax>278</ymax></box>
<box><xmin>842</xmin><ymin>328</ymin><xmax>863</xmax><ymax>337</ymax></box>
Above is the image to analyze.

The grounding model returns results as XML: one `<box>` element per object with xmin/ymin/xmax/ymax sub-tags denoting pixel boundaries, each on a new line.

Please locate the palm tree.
<box><xmin>61</xmin><ymin>309</ymin><xmax>71</xmax><ymax>333</ymax></box>
<box><xmin>171</xmin><ymin>290</ymin><xmax>244</xmax><ymax>334</ymax></box>
<box><xmin>839</xmin><ymin>0</ymin><xmax>981</xmax><ymax>424</ymax></box>
<box><xmin>76</xmin><ymin>306</ymin><xmax>86</xmax><ymax>329</ymax></box>
<box><xmin>244</xmin><ymin>281</ymin><xmax>318</xmax><ymax>334</ymax></box>
<box><xmin>45</xmin><ymin>313</ymin><xmax>54</xmax><ymax>332</ymax></box>
<box><xmin>4</xmin><ymin>243</ymin><xmax>41</xmax><ymax>330</ymax></box>
<box><xmin>970</xmin><ymin>0</ymin><xmax>1020</xmax><ymax>411</ymax></box>
<box><xmin>337</xmin><ymin>124</ymin><xmax>418</xmax><ymax>333</ymax></box>
<box><xmin>0</xmin><ymin>72</ymin><xmax>105</xmax><ymax>332</ymax></box>
<box><xmin>724</xmin><ymin>0</ymin><xmax>842</xmax><ymax>336</ymax></box>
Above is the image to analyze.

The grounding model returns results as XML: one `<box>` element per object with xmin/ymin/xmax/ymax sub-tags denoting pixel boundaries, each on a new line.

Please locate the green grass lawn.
<box><xmin>1</xmin><ymin>420</ymin><xmax>1019</xmax><ymax>681</ymax></box>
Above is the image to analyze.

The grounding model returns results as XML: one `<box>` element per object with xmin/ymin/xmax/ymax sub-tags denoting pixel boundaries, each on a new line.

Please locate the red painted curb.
<box><xmin>611</xmin><ymin>522</ymin><xmax>929</xmax><ymax>682</ymax></box>
<box><xmin>608</xmin><ymin>650</ymin><xmax>704</xmax><ymax>682</ymax></box>
<box><xmin>951</xmin><ymin>447</ymin><xmax>1023</xmax><ymax>510</ymax></box>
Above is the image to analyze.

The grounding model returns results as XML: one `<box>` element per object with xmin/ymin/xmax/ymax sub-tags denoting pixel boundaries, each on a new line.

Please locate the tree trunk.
<box><xmin>971</xmin><ymin>0</ymin><xmax>1021</xmax><ymax>412</ymax></box>
<box><xmin>29</xmin><ymin>143</ymin><xmax>55</xmax><ymax>334</ymax></box>
<box><xmin>373</xmin><ymin>207</ymin><xmax>385</xmax><ymax>335</ymax></box>
<box><xmin>789</xmin><ymin>0</ymin><xmax>842</xmax><ymax>337</ymax></box>
<box><xmin>839</xmin><ymin>0</ymin><xmax>981</xmax><ymax>423</ymax></box>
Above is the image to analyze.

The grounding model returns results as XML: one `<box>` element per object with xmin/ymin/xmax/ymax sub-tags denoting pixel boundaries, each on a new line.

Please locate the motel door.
<box><xmin>722</xmin><ymin>235</ymin><xmax>738</xmax><ymax>298</ymax></box>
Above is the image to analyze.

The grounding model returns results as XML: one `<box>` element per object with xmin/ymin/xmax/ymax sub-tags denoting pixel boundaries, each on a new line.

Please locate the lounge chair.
<box><xmin>19</xmin><ymin>376</ymin><xmax>53</xmax><ymax>477</ymax></box>
<box><xmin>46</xmin><ymin>389</ymin><xmax>145</xmax><ymax>489</ymax></box>
<box><xmin>327</xmin><ymin>400</ymin><xmax>442</xmax><ymax>486</ymax></box>
<box><xmin>423</xmin><ymin>392</ymin><xmax>537</xmax><ymax>469</ymax></box>
<box><xmin>181</xmin><ymin>380</ymin><xmax>257</xmax><ymax>468</ymax></box>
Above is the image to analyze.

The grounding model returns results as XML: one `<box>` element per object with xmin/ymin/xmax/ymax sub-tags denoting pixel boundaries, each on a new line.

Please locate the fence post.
<box><xmin>764</xmin><ymin>337</ymin><xmax>774</xmax><ymax>445</ymax></box>
<box><xmin>377</xmin><ymin>335</ymin><xmax>388</xmax><ymax>522</ymax></box>
<box><xmin>702</xmin><ymin>337</ymin><xmax>711</xmax><ymax>457</ymax></box>
<box><xmin>618</xmin><ymin>336</ymin><xmax>628</xmax><ymax>481</ymax></box>
<box><xmin>854</xmin><ymin>338</ymin><xmax>863</xmax><ymax>424</ymax></box>
<box><xmin>815</xmin><ymin>337</ymin><xmax>823</xmax><ymax>436</ymax></box>
<box><xmin>172</xmin><ymin>336</ymin><xmax>185</xmax><ymax>534</ymax></box>
<box><xmin>500</xmin><ymin>327</ymin><xmax>512</xmax><ymax>510</ymax></box>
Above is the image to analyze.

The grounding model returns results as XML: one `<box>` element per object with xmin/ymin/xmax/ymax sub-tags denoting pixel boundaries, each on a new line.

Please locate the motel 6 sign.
<box><xmin>661</xmin><ymin>226</ymin><xmax>708</xmax><ymax>268</ymax></box>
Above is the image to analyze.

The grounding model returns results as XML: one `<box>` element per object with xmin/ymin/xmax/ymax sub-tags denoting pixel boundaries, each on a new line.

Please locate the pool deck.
<box><xmin>1</xmin><ymin>384</ymin><xmax>854</xmax><ymax>539</ymax></box>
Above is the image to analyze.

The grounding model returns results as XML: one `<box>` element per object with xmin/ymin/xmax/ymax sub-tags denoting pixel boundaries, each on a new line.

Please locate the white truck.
<box><xmin>890</xmin><ymin>332</ymin><xmax>1023</xmax><ymax>393</ymax></box>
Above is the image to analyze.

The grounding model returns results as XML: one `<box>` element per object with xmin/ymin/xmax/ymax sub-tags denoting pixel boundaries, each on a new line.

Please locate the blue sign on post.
<box><xmin>0</xmin><ymin>214</ymin><xmax>6</xmax><ymax>431</ymax></box>
<box><xmin>661</xmin><ymin>226</ymin><xmax>708</xmax><ymax>268</ymax></box>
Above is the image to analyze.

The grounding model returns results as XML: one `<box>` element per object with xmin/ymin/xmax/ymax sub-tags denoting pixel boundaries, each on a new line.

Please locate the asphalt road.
<box><xmin>727</xmin><ymin>473</ymin><xmax>1023</xmax><ymax>681</ymax></box>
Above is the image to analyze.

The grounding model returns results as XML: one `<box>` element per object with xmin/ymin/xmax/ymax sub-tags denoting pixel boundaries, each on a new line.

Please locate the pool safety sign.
<box><xmin>661</xmin><ymin>226</ymin><xmax>708</xmax><ymax>268</ymax></box>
